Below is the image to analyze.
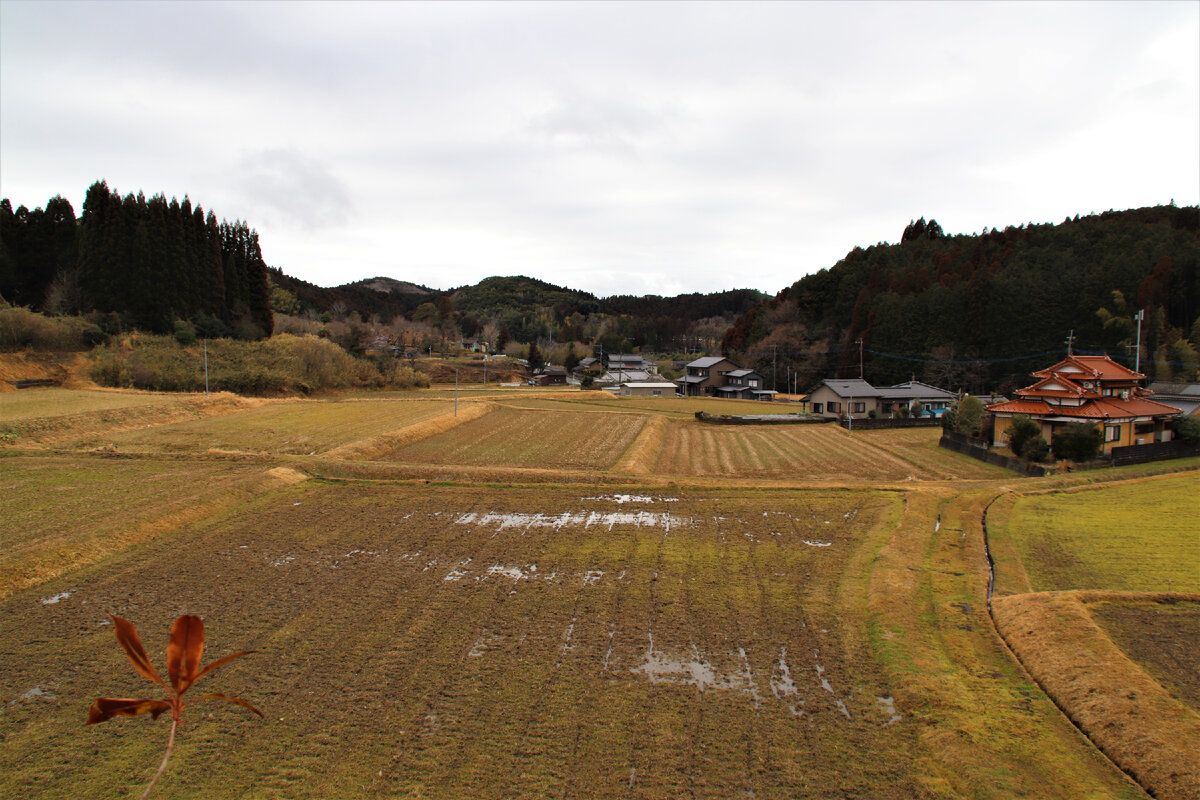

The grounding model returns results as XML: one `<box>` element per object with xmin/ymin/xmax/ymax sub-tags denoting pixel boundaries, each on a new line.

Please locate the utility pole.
<box><xmin>1134</xmin><ymin>310</ymin><xmax>1144</xmax><ymax>374</ymax></box>
<box><xmin>772</xmin><ymin>344</ymin><xmax>777</xmax><ymax>392</ymax></box>
<box><xmin>1065</xmin><ymin>329</ymin><xmax>1076</xmax><ymax>356</ymax></box>
<box><xmin>857</xmin><ymin>338</ymin><xmax>864</xmax><ymax>379</ymax></box>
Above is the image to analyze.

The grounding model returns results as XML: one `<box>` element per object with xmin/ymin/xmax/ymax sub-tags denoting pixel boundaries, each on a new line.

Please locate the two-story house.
<box><xmin>715</xmin><ymin>369</ymin><xmax>775</xmax><ymax>400</ymax></box>
<box><xmin>987</xmin><ymin>354</ymin><xmax>1180</xmax><ymax>452</ymax></box>
<box><xmin>676</xmin><ymin>356</ymin><xmax>742</xmax><ymax>397</ymax></box>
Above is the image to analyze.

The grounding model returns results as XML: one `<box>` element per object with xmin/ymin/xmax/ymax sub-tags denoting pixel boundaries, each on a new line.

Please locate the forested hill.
<box><xmin>722</xmin><ymin>206</ymin><xmax>1200</xmax><ymax>394</ymax></box>
<box><xmin>1</xmin><ymin>181</ymin><xmax>274</xmax><ymax>338</ymax></box>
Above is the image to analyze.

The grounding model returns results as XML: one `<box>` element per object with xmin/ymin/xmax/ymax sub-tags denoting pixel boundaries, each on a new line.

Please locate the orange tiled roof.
<box><xmin>987</xmin><ymin>399</ymin><xmax>1051</xmax><ymax>414</ymax></box>
<box><xmin>1031</xmin><ymin>355</ymin><xmax>1144</xmax><ymax>382</ymax></box>
<box><xmin>989</xmin><ymin>395</ymin><xmax>1179</xmax><ymax>420</ymax></box>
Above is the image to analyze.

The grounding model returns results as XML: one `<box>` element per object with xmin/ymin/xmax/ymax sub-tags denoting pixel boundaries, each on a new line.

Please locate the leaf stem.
<box><xmin>139</xmin><ymin>716</ymin><xmax>177</xmax><ymax>800</ymax></box>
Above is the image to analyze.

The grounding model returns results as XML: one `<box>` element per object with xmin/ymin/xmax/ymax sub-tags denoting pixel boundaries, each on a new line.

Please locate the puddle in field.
<box><xmin>486</xmin><ymin>564</ymin><xmax>537</xmax><ymax>580</ymax></box>
<box><xmin>814</xmin><ymin>654</ymin><xmax>852</xmax><ymax>719</ymax></box>
<box><xmin>584</xmin><ymin>494</ymin><xmax>678</xmax><ymax>504</ymax></box>
<box><xmin>9</xmin><ymin>686</ymin><xmax>56</xmax><ymax>705</ymax></box>
<box><xmin>442</xmin><ymin>559</ymin><xmax>472</xmax><ymax>582</ymax></box>
<box><xmin>632</xmin><ymin>634</ymin><xmax>722</xmax><ymax>689</ymax></box>
<box><xmin>40</xmin><ymin>592</ymin><xmax>72</xmax><ymax>605</ymax></box>
<box><xmin>454</xmin><ymin>510</ymin><xmax>690</xmax><ymax>533</ymax></box>
<box><xmin>469</xmin><ymin>631</ymin><xmax>504</xmax><ymax>657</ymax></box>
<box><xmin>770</xmin><ymin>647</ymin><xmax>807</xmax><ymax>718</ymax></box>
<box><xmin>877</xmin><ymin>695</ymin><xmax>902</xmax><ymax>725</ymax></box>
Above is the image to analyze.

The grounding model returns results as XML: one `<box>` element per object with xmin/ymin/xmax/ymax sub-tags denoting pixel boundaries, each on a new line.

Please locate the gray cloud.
<box><xmin>1</xmin><ymin>1</ymin><xmax>1196</xmax><ymax>297</ymax></box>
<box><xmin>233</xmin><ymin>148</ymin><xmax>352</xmax><ymax>231</ymax></box>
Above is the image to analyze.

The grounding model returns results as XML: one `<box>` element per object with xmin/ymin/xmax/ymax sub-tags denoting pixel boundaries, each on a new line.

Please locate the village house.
<box><xmin>675</xmin><ymin>356</ymin><xmax>743</xmax><ymax>397</ymax></box>
<box><xmin>987</xmin><ymin>354</ymin><xmax>1180</xmax><ymax>452</ymax></box>
<box><xmin>714</xmin><ymin>369</ymin><xmax>776</xmax><ymax>401</ymax></box>
<box><xmin>1147</xmin><ymin>381</ymin><xmax>1200</xmax><ymax>417</ymax></box>
<box><xmin>533</xmin><ymin>365</ymin><xmax>568</xmax><ymax>386</ymax></box>
<box><xmin>806</xmin><ymin>378</ymin><xmax>956</xmax><ymax>420</ymax></box>
<box><xmin>877</xmin><ymin>380</ymin><xmax>957</xmax><ymax>417</ymax></box>
<box><xmin>806</xmin><ymin>379</ymin><xmax>883</xmax><ymax>419</ymax></box>
<box><xmin>620</xmin><ymin>381</ymin><xmax>679</xmax><ymax>397</ymax></box>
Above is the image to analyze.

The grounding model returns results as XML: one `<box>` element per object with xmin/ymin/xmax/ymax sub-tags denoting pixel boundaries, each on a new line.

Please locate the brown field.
<box><xmin>380</xmin><ymin>407</ymin><xmax>649</xmax><ymax>471</ymax></box>
<box><xmin>95</xmin><ymin>397</ymin><xmax>455</xmax><ymax>456</ymax></box>
<box><xmin>652</xmin><ymin>419</ymin><xmax>1007</xmax><ymax>481</ymax></box>
<box><xmin>4</xmin><ymin>381</ymin><xmax>1194</xmax><ymax>799</ymax></box>
<box><xmin>1091</xmin><ymin>599</ymin><xmax>1200</xmax><ymax>710</ymax></box>
<box><xmin>3</xmin><ymin>484</ymin><xmax>938</xmax><ymax>799</ymax></box>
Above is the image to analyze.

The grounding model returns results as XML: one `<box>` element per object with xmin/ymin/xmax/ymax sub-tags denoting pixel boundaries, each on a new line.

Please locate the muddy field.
<box><xmin>1</xmin><ymin>484</ymin><xmax>932</xmax><ymax>799</ymax></box>
<box><xmin>1091</xmin><ymin>599</ymin><xmax>1200</xmax><ymax>710</ymax></box>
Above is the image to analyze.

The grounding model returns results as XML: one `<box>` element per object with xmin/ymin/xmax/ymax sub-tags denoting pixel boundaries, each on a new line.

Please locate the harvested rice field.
<box><xmin>380</xmin><ymin>407</ymin><xmax>648</xmax><ymax>471</ymax></box>
<box><xmin>3</xmin><ymin>384</ymin><xmax>1192</xmax><ymax>799</ymax></box>
<box><xmin>651</xmin><ymin>419</ymin><xmax>985</xmax><ymax>481</ymax></box>
<box><xmin>94</xmin><ymin>397</ymin><xmax>454</xmax><ymax>456</ymax></box>
<box><xmin>3</xmin><ymin>484</ymin><xmax>933</xmax><ymax>799</ymax></box>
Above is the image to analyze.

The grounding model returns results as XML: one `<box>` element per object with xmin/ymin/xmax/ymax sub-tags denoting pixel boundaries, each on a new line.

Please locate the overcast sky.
<box><xmin>2</xmin><ymin>1</ymin><xmax>1197</xmax><ymax>298</ymax></box>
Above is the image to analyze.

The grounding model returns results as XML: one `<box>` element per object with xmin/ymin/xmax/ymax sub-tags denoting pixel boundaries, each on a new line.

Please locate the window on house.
<box><xmin>828</xmin><ymin>402</ymin><xmax>841</xmax><ymax>413</ymax></box>
<box><xmin>853</xmin><ymin>402</ymin><xmax>865</xmax><ymax>414</ymax></box>
<box><xmin>812</xmin><ymin>403</ymin><xmax>823</xmax><ymax>413</ymax></box>
<box><xmin>652</xmin><ymin>390</ymin><xmax>662</xmax><ymax>396</ymax></box>
<box><xmin>749</xmin><ymin>379</ymin><xmax>758</xmax><ymax>387</ymax></box>
<box><xmin>1105</xmin><ymin>425</ymin><xmax>1121</xmax><ymax>442</ymax></box>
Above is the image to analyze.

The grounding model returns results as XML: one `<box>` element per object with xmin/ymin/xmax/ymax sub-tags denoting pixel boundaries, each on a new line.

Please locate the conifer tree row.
<box><xmin>1</xmin><ymin>180</ymin><xmax>273</xmax><ymax>338</ymax></box>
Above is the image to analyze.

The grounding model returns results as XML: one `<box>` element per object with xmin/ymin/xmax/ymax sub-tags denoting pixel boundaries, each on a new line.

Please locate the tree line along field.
<box><xmin>2</xmin><ymin>385</ymin><xmax>1196</xmax><ymax>799</ymax></box>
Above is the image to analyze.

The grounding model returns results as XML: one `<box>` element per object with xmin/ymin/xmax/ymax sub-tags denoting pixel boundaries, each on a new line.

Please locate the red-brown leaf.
<box><xmin>197</xmin><ymin>692</ymin><xmax>264</xmax><ymax>718</ymax></box>
<box><xmin>167</xmin><ymin>615</ymin><xmax>205</xmax><ymax>696</ymax></box>
<box><xmin>110</xmin><ymin>615</ymin><xmax>165</xmax><ymax>688</ymax></box>
<box><xmin>87</xmin><ymin>697</ymin><xmax>172</xmax><ymax>724</ymax></box>
<box><xmin>191</xmin><ymin>650</ymin><xmax>258</xmax><ymax>686</ymax></box>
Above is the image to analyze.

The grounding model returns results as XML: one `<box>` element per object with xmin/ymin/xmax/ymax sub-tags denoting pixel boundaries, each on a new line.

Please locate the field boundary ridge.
<box><xmin>991</xmin><ymin>590</ymin><xmax>1200</xmax><ymax>800</ymax></box>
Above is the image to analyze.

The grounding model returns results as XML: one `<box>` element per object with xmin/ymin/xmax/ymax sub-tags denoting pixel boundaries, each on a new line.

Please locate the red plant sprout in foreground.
<box><xmin>88</xmin><ymin>614</ymin><xmax>262</xmax><ymax>799</ymax></box>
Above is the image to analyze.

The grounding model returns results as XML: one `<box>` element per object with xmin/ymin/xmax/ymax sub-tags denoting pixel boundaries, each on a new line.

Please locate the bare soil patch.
<box><xmin>1090</xmin><ymin>598</ymin><xmax>1200</xmax><ymax>711</ymax></box>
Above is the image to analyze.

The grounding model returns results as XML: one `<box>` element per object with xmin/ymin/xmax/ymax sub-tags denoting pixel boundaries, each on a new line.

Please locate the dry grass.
<box><xmin>324</xmin><ymin>401</ymin><xmax>494</xmax><ymax>460</ymax></box>
<box><xmin>865</xmin><ymin>489</ymin><xmax>1140</xmax><ymax>799</ymax></box>
<box><xmin>0</xmin><ymin>454</ymin><xmax>283</xmax><ymax>599</ymax></box>
<box><xmin>0</xmin><ymin>352</ymin><xmax>94</xmax><ymax>390</ymax></box>
<box><xmin>611</xmin><ymin>414</ymin><xmax>668</xmax><ymax>474</ymax></box>
<box><xmin>992</xmin><ymin>591</ymin><xmax>1200</xmax><ymax>800</ymax></box>
<box><xmin>1</xmin><ymin>392</ymin><xmax>257</xmax><ymax>447</ymax></box>
<box><xmin>0</xmin><ymin>387</ymin><xmax>182</xmax><ymax>421</ymax></box>
<box><xmin>4</xmin><ymin>382</ymin><xmax>1193</xmax><ymax>799</ymax></box>
<box><xmin>101</xmin><ymin>397</ymin><xmax>456</xmax><ymax>456</ymax></box>
<box><xmin>857</xmin><ymin>427</ymin><xmax>1014</xmax><ymax>480</ymax></box>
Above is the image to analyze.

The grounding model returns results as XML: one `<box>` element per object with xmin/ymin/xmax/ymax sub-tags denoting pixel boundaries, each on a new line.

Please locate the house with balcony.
<box><xmin>676</xmin><ymin>356</ymin><xmax>742</xmax><ymax>397</ymax></box>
